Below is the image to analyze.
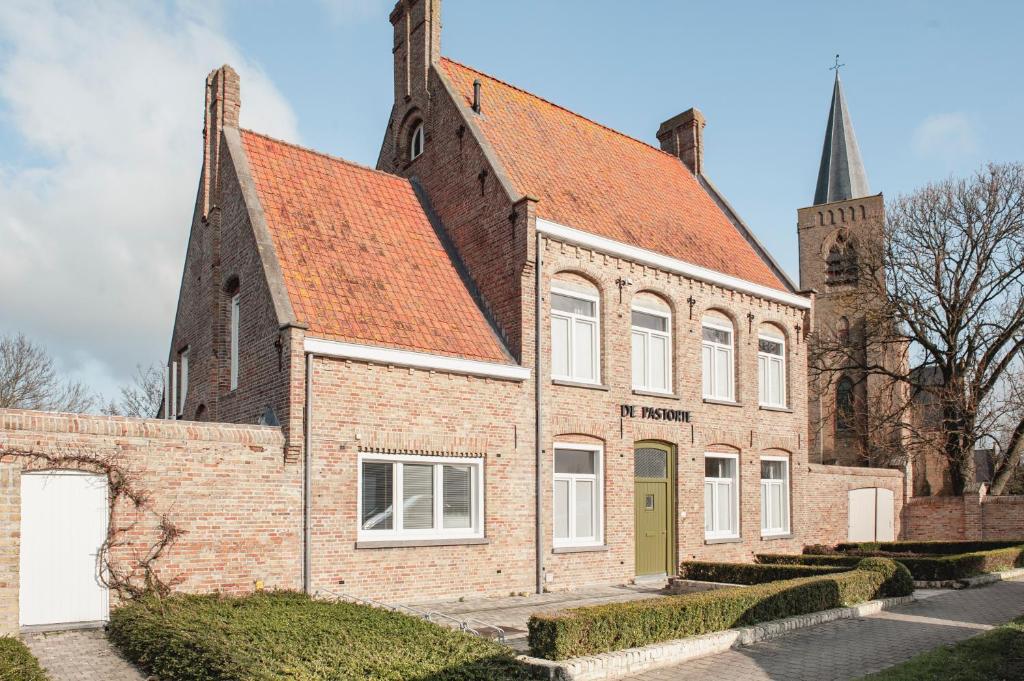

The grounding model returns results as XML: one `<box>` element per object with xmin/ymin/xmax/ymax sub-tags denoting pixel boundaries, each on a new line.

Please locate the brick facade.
<box><xmin>0</xmin><ymin>409</ymin><xmax>301</xmax><ymax>635</ymax></box>
<box><xmin>903</xmin><ymin>485</ymin><xmax>1024</xmax><ymax>541</ymax></box>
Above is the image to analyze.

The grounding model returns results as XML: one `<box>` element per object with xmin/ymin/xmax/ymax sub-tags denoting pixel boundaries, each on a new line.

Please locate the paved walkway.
<box><xmin>421</xmin><ymin>582</ymin><xmax>673</xmax><ymax>649</ymax></box>
<box><xmin>22</xmin><ymin>628</ymin><xmax>145</xmax><ymax>681</ymax></box>
<box><xmin>625</xmin><ymin>578</ymin><xmax>1024</xmax><ymax>681</ymax></box>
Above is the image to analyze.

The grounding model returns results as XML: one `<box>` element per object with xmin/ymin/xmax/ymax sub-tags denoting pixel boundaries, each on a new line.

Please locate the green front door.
<box><xmin>634</xmin><ymin>443</ymin><xmax>674</xmax><ymax>576</ymax></box>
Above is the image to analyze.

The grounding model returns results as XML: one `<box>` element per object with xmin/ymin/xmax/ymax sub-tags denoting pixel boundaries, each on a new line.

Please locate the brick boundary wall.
<box><xmin>0</xmin><ymin>408</ymin><xmax>301</xmax><ymax>635</ymax></box>
<box><xmin>801</xmin><ymin>463</ymin><xmax>906</xmax><ymax>546</ymax></box>
<box><xmin>904</xmin><ymin>485</ymin><xmax>1024</xmax><ymax>541</ymax></box>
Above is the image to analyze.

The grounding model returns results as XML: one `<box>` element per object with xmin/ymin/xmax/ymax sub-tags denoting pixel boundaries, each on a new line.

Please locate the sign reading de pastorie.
<box><xmin>620</xmin><ymin>404</ymin><xmax>691</xmax><ymax>423</ymax></box>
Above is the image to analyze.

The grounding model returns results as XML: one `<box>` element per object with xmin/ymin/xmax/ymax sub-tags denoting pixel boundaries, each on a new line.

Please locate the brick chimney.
<box><xmin>202</xmin><ymin>64</ymin><xmax>240</xmax><ymax>219</ymax></box>
<box><xmin>390</xmin><ymin>0</ymin><xmax>441</xmax><ymax>103</ymax></box>
<box><xmin>657</xmin><ymin>108</ymin><xmax>705</xmax><ymax>176</ymax></box>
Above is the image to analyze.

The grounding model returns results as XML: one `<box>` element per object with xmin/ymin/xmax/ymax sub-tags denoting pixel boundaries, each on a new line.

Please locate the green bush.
<box><xmin>527</xmin><ymin>559</ymin><xmax>911</xmax><ymax>660</ymax></box>
<box><xmin>0</xmin><ymin>637</ymin><xmax>48</xmax><ymax>681</ymax></box>
<box><xmin>762</xmin><ymin>545</ymin><xmax>1024</xmax><ymax>581</ymax></box>
<box><xmin>758</xmin><ymin>553</ymin><xmax>862</xmax><ymax>567</ymax></box>
<box><xmin>108</xmin><ymin>591</ymin><xmax>535</xmax><ymax>681</ymax></box>
<box><xmin>835</xmin><ymin>541</ymin><xmax>1024</xmax><ymax>555</ymax></box>
<box><xmin>678</xmin><ymin>560</ymin><xmax>850</xmax><ymax>585</ymax></box>
<box><xmin>855</xmin><ymin>557</ymin><xmax>915</xmax><ymax>597</ymax></box>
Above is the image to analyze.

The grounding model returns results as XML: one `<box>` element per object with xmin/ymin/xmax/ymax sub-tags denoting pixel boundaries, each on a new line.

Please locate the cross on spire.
<box><xmin>829</xmin><ymin>54</ymin><xmax>845</xmax><ymax>76</ymax></box>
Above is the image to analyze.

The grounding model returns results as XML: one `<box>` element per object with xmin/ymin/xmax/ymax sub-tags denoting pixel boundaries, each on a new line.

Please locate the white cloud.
<box><xmin>0</xmin><ymin>0</ymin><xmax>299</xmax><ymax>404</ymax></box>
<box><xmin>912</xmin><ymin>112</ymin><xmax>978</xmax><ymax>160</ymax></box>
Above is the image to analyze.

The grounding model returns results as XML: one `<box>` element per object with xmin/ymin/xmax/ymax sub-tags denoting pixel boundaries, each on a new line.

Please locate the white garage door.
<box><xmin>847</xmin><ymin>487</ymin><xmax>895</xmax><ymax>542</ymax></box>
<box><xmin>20</xmin><ymin>471</ymin><xmax>109</xmax><ymax>627</ymax></box>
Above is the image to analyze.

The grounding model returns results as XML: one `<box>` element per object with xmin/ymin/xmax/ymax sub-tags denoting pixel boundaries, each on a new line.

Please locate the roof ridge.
<box><xmin>440</xmin><ymin>56</ymin><xmax>683</xmax><ymax>164</ymax></box>
<box><xmin>239</xmin><ymin>128</ymin><xmax>409</xmax><ymax>184</ymax></box>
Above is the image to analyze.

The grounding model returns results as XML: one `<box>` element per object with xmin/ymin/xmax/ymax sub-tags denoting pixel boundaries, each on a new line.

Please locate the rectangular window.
<box><xmin>358</xmin><ymin>455</ymin><xmax>483</xmax><ymax>540</ymax></box>
<box><xmin>758</xmin><ymin>334</ymin><xmax>786</xmax><ymax>408</ymax></box>
<box><xmin>704</xmin><ymin>454</ymin><xmax>739</xmax><ymax>539</ymax></box>
<box><xmin>178</xmin><ymin>348</ymin><xmax>189</xmax><ymax>415</ymax></box>
<box><xmin>631</xmin><ymin>307</ymin><xmax>671</xmax><ymax>393</ymax></box>
<box><xmin>701</xmin><ymin>321</ymin><xmax>734</xmax><ymax>401</ymax></box>
<box><xmin>761</xmin><ymin>458</ymin><xmax>790</xmax><ymax>536</ymax></box>
<box><xmin>551</xmin><ymin>286</ymin><xmax>599</xmax><ymax>383</ymax></box>
<box><xmin>229</xmin><ymin>293</ymin><xmax>240</xmax><ymax>391</ymax></box>
<box><xmin>553</xmin><ymin>445</ymin><xmax>602</xmax><ymax>547</ymax></box>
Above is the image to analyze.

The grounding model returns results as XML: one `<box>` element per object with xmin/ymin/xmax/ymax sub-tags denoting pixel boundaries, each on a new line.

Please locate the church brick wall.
<box><xmin>0</xmin><ymin>409</ymin><xmax>301</xmax><ymax>635</ymax></box>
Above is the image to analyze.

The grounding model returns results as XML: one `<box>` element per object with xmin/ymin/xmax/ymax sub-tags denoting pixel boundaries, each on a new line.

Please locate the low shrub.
<box><xmin>527</xmin><ymin>558</ymin><xmax>911</xmax><ymax>660</ymax></box>
<box><xmin>758</xmin><ymin>553</ymin><xmax>862</xmax><ymax>568</ymax></box>
<box><xmin>855</xmin><ymin>557</ymin><xmax>915</xmax><ymax>597</ymax></box>
<box><xmin>678</xmin><ymin>560</ymin><xmax>850</xmax><ymax>585</ymax></box>
<box><xmin>0</xmin><ymin>637</ymin><xmax>48</xmax><ymax>681</ymax></box>
<box><xmin>835</xmin><ymin>541</ymin><xmax>1024</xmax><ymax>555</ymax></box>
<box><xmin>109</xmin><ymin>591</ymin><xmax>535</xmax><ymax>681</ymax></box>
<box><xmin>764</xmin><ymin>544</ymin><xmax>1024</xmax><ymax>581</ymax></box>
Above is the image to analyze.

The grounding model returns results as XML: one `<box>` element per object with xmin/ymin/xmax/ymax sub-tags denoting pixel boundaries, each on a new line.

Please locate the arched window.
<box><xmin>409</xmin><ymin>122</ymin><xmax>425</xmax><ymax>160</ymax></box>
<box><xmin>838</xmin><ymin>316</ymin><xmax>850</xmax><ymax>344</ymax></box>
<box><xmin>551</xmin><ymin>278</ymin><xmax>600</xmax><ymax>383</ymax></box>
<box><xmin>836</xmin><ymin>376</ymin><xmax>855</xmax><ymax>433</ymax></box>
<box><xmin>702</xmin><ymin>313</ymin><xmax>734</xmax><ymax>401</ymax></box>
<box><xmin>631</xmin><ymin>293</ymin><xmax>671</xmax><ymax>393</ymax></box>
<box><xmin>826</xmin><ymin>232</ymin><xmax>858</xmax><ymax>285</ymax></box>
<box><xmin>757</xmin><ymin>326</ymin><xmax>786</xmax><ymax>408</ymax></box>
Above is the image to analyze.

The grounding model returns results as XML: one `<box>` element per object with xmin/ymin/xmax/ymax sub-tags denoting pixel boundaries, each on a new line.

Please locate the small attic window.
<box><xmin>409</xmin><ymin>123</ymin><xmax>425</xmax><ymax>160</ymax></box>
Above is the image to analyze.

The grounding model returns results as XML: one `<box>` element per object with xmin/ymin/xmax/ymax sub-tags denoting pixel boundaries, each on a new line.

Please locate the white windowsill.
<box><xmin>704</xmin><ymin>535</ymin><xmax>741</xmax><ymax>545</ymax></box>
<box><xmin>355</xmin><ymin>537</ymin><xmax>489</xmax><ymax>549</ymax></box>
<box><xmin>632</xmin><ymin>389</ymin><xmax>679</xmax><ymax>400</ymax></box>
<box><xmin>552</xmin><ymin>544</ymin><xmax>610</xmax><ymax>554</ymax></box>
<box><xmin>552</xmin><ymin>379</ymin><xmax>610</xmax><ymax>391</ymax></box>
<box><xmin>703</xmin><ymin>398</ymin><xmax>741</xmax><ymax>407</ymax></box>
<box><xmin>758</xmin><ymin>404</ymin><xmax>793</xmax><ymax>413</ymax></box>
<box><xmin>760</xmin><ymin>532</ymin><xmax>793</xmax><ymax>541</ymax></box>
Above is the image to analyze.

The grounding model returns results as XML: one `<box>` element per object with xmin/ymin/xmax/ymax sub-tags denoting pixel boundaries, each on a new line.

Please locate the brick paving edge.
<box><xmin>518</xmin><ymin>595</ymin><xmax>916</xmax><ymax>681</ymax></box>
<box><xmin>913</xmin><ymin>567</ymin><xmax>1024</xmax><ymax>590</ymax></box>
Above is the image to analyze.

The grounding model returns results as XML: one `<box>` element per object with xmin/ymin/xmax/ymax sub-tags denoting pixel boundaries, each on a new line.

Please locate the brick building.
<box><xmin>164</xmin><ymin>0</ymin><xmax>832</xmax><ymax>602</ymax></box>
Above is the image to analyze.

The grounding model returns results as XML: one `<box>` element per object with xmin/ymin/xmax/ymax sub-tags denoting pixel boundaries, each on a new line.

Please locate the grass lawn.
<box><xmin>861</xmin><ymin>615</ymin><xmax>1024</xmax><ymax>680</ymax></box>
<box><xmin>108</xmin><ymin>591</ymin><xmax>536</xmax><ymax>681</ymax></box>
<box><xmin>0</xmin><ymin>637</ymin><xmax>49</xmax><ymax>681</ymax></box>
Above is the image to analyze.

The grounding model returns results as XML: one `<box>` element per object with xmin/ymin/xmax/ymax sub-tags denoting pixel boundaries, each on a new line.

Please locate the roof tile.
<box><xmin>239</xmin><ymin>130</ymin><xmax>511</xmax><ymax>364</ymax></box>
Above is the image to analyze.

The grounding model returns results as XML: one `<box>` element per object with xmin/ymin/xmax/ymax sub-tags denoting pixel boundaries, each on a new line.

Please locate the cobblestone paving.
<box><xmin>23</xmin><ymin>628</ymin><xmax>146</xmax><ymax>681</ymax></box>
<box><xmin>625</xmin><ymin>578</ymin><xmax>1024</xmax><ymax>681</ymax></box>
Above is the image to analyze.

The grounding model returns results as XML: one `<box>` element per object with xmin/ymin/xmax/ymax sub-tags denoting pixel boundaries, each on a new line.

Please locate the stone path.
<box><xmin>625</xmin><ymin>578</ymin><xmax>1024</xmax><ymax>681</ymax></box>
<box><xmin>22</xmin><ymin>628</ymin><xmax>145</xmax><ymax>681</ymax></box>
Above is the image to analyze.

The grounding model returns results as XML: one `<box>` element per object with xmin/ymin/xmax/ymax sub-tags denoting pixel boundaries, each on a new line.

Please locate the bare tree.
<box><xmin>811</xmin><ymin>163</ymin><xmax>1024</xmax><ymax>495</ymax></box>
<box><xmin>103</xmin><ymin>363</ymin><xmax>164</xmax><ymax>418</ymax></box>
<box><xmin>0</xmin><ymin>332</ymin><xmax>95</xmax><ymax>413</ymax></box>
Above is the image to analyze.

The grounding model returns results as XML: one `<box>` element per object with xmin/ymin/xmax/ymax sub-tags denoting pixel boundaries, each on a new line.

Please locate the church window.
<box><xmin>409</xmin><ymin>122</ymin><xmax>425</xmax><ymax>160</ymax></box>
<box><xmin>836</xmin><ymin>376</ymin><xmax>855</xmax><ymax>433</ymax></box>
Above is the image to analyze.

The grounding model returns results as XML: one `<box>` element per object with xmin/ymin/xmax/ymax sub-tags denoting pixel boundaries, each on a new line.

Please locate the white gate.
<box><xmin>19</xmin><ymin>471</ymin><xmax>109</xmax><ymax>627</ymax></box>
<box><xmin>847</xmin><ymin>487</ymin><xmax>895</xmax><ymax>542</ymax></box>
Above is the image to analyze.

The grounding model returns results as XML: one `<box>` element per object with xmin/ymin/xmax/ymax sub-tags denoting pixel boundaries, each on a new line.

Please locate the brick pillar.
<box><xmin>963</xmin><ymin>482</ymin><xmax>987</xmax><ymax>540</ymax></box>
<box><xmin>202</xmin><ymin>65</ymin><xmax>241</xmax><ymax>219</ymax></box>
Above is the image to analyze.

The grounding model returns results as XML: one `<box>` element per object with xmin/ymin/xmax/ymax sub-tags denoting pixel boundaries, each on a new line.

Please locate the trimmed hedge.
<box><xmin>678</xmin><ymin>560</ymin><xmax>850</xmax><ymax>585</ymax></box>
<box><xmin>833</xmin><ymin>541</ymin><xmax>1024</xmax><ymax>555</ymax></box>
<box><xmin>762</xmin><ymin>545</ymin><xmax>1024</xmax><ymax>581</ymax></box>
<box><xmin>0</xmin><ymin>637</ymin><xmax>49</xmax><ymax>681</ymax></box>
<box><xmin>109</xmin><ymin>591</ymin><xmax>535</xmax><ymax>681</ymax></box>
<box><xmin>527</xmin><ymin>558</ymin><xmax>911</xmax><ymax>660</ymax></box>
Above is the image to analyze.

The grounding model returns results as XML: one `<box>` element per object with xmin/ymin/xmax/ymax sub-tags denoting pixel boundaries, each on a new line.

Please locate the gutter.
<box><xmin>535</xmin><ymin>229</ymin><xmax>545</xmax><ymax>595</ymax></box>
<box><xmin>303</xmin><ymin>352</ymin><xmax>314</xmax><ymax>594</ymax></box>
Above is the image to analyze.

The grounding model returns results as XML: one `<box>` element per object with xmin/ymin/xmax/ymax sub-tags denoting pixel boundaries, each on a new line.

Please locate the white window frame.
<box><xmin>760</xmin><ymin>456</ymin><xmax>791</xmax><ymax>537</ymax></box>
<box><xmin>631</xmin><ymin>303</ymin><xmax>672</xmax><ymax>393</ymax></box>
<box><xmin>552</xmin><ymin>442</ymin><xmax>604</xmax><ymax>548</ymax></box>
<box><xmin>701</xmin><ymin>318</ymin><xmax>735</xmax><ymax>401</ymax></box>
<box><xmin>704</xmin><ymin>452</ymin><xmax>740</xmax><ymax>540</ymax></box>
<box><xmin>229</xmin><ymin>293</ymin><xmax>240</xmax><ymax>391</ymax></box>
<box><xmin>356</xmin><ymin>453</ymin><xmax>484</xmax><ymax>542</ymax></box>
<box><xmin>178</xmin><ymin>347</ymin><xmax>189</xmax><ymax>416</ymax></box>
<box><xmin>410</xmin><ymin>123</ymin><xmax>425</xmax><ymax>160</ymax></box>
<box><xmin>550</xmin><ymin>283</ymin><xmax>601</xmax><ymax>384</ymax></box>
<box><xmin>757</xmin><ymin>332</ymin><xmax>787</xmax><ymax>408</ymax></box>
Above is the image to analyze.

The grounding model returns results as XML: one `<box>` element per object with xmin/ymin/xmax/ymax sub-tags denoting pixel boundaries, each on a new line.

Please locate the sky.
<box><xmin>0</xmin><ymin>0</ymin><xmax>1021</xmax><ymax>405</ymax></box>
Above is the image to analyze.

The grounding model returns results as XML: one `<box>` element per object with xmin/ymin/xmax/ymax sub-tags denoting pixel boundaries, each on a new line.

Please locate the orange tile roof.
<box><xmin>441</xmin><ymin>58</ymin><xmax>788</xmax><ymax>292</ymax></box>
<box><xmin>239</xmin><ymin>130</ymin><xmax>511</xmax><ymax>364</ymax></box>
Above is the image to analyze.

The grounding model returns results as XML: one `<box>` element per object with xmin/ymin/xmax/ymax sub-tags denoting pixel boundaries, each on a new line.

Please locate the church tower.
<box><xmin>798</xmin><ymin>69</ymin><xmax>887</xmax><ymax>466</ymax></box>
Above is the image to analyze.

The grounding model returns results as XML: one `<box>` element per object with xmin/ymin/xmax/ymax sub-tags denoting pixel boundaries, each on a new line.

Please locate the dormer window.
<box><xmin>409</xmin><ymin>123</ymin><xmax>425</xmax><ymax>160</ymax></box>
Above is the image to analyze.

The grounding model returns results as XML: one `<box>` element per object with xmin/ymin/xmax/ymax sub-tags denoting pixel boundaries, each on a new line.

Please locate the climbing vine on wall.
<box><xmin>0</xmin><ymin>442</ymin><xmax>186</xmax><ymax>600</ymax></box>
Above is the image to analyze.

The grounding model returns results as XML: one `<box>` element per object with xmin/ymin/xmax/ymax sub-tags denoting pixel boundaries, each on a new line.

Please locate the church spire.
<box><xmin>813</xmin><ymin>66</ymin><xmax>870</xmax><ymax>205</ymax></box>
